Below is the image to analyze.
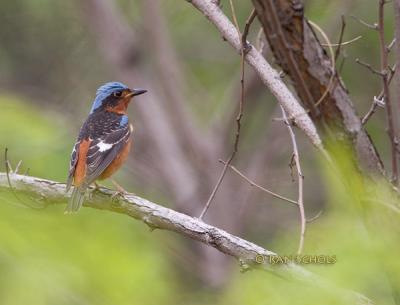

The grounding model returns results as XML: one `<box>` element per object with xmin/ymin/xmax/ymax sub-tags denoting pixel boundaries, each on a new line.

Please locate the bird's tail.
<box><xmin>65</xmin><ymin>185</ymin><xmax>87</xmax><ymax>214</ymax></box>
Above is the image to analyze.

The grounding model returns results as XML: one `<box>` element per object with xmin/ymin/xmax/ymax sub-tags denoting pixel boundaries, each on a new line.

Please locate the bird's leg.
<box><xmin>111</xmin><ymin>179</ymin><xmax>128</xmax><ymax>199</ymax></box>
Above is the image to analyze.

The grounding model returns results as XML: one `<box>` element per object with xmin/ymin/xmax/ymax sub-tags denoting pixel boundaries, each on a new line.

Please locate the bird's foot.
<box><xmin>111</xmin><ymin>180</ymin><xmax>128</xmax><ymax>199</ymax></box>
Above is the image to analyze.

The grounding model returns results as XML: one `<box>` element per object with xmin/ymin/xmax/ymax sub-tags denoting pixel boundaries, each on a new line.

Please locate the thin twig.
<box><xmin>306</xmin><ymin>210</ymin><xmax>323</xmax><ymax>223</ymax></box>
<box><xmin>387</xmin><ymin>37</ymin><xmax>396</xmax><ymax>51</ymax></box>
<box><xmin>256</xmin><ymin>27</ymin><xmax>265</xmax><ymax>52</ymax></box>
<box><xmin>361</xmin><ymin>96</ymin><xmax>385</xmax><ymax>126</ymax></box>
<box><xmin>199</xmin><ymin>4</ymin><xmax>255</xmax><ymax>219</ymax></box>
<box><xmin>219</xmin><ymin>160</ymin><xmax>298</xmax><ymax>206</ymax></box>
<box><xmin>308</xmin><ymin>20</ymin><xmax>335</xmax><ymax>107</ymax></box>
<box><xmin>242</xmin><ymin>9</ymin><xmax>256</xmax><ymax>47</ymax></box>
<box><xmin>14</xmin><ymin>160</ymin><xmax>23</xmax><ymax>174</ymax></box>
<box><xmin>378</xmin><ymin>0</ymin><xmax>399</xmax><ymax>184</ymax></box>
<box><xmin>334</xmin><ymin>16</ymin><xmax>346</xmax><ymax>61</ymax></box>
<box><xmin>362</xmin><ymin>63</ymin><xmax>396</xmax><ymax>125</ymax></box>
<box><xmin>321</xmin><ymin>35</ymin><xmax>362</xmax><ymax>48</ymax></box>
<box><xmin>355</xmin><ymin>58</ymin><xmax>384</xmax><ymax>76</ymax></box>
<box><xmin>4</xmin><ymin>149</ymin><xmax>44</xmax><ymax>209</ymax></box>
<box><xmin>4</xmin><ymin>149</ymin><xmax>24</xmax><ymax>206</ymax></box>
<box><xmin>351</xmin><ymin>15</ymin><xmax>378</xmax><ymax>30</ymax></box>
<box><xmin>280</xmin><ymin>107</ymin><xmax>306</xmax><ymax>255</ymax></box>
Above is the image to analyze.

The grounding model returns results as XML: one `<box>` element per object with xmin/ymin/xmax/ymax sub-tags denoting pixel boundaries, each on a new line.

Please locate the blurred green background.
<box><xmin>0</xmin><ymin>0</ymin><xmax>399</xmax><ymax>304</ymax></box>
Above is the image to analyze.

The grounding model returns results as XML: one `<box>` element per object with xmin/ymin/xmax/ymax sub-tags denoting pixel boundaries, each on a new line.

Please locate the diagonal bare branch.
<box><xmin>0</xmin><ymin>172</ymin><xmax>374</xmax><ymax>305</ymax></box>
<box><xmin>185</xmin><ymin>0</ymin><xmax>324</xmax><ymax>151</ymax></box>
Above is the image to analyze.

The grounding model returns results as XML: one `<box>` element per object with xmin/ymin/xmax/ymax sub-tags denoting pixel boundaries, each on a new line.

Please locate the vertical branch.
<box><xmin>199</xmin><ymin>6</ymin><xmax>256</xmax><ymax>220</ymax></box>
<box><xmin>280</xmin><ymin>107</ymin><xmax>306</xmax><ymax>255</ymax></box>
<box><xmin>394</xmin><ymin>0</ymin><xmax>400</xmax><ymax>153</ymax></box>
<box><xmin>378</xmin><ymin>0</ymin><xmax>399</xmax><ymax>184</ymax></box>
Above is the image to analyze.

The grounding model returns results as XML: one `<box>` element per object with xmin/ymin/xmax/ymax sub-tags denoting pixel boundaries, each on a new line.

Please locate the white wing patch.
<box><xmin>97</xmin><ymin>141</ymin><xmax>113</xmax><ymax>152</ymax></box>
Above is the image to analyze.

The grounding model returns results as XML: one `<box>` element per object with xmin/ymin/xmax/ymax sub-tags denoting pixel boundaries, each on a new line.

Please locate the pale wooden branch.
<box><xmin>0</xmin><ymin>172</ymin><xmax>373</xmax><ymax>305</ymax></box>
<box><xmin>280</xmin><ymin>106</ymin><xmax>306</xmax><ymax>255</ymax></box>
<box><xmin>186</xmin><ymin>0</ymin><xmax>324</xmax><ymax>151</ymax></box>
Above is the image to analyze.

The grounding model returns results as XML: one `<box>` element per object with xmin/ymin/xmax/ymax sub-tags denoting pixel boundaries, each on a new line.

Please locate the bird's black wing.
<box><xmin>84</xmin><ymin>124</ymin><xmax>131</xmax><ymax>185</ymax></box>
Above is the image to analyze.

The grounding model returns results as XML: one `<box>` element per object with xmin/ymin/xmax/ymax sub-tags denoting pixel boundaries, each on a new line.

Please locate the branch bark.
<box><xmin>378</xmin><ymin>0</ymin><xmax>399</xmax><ymax>184</ymax></box>
<box><xmin>394</xmin><ymin>0</ymin><xmax>400</xmax><ymax>165</ymax></box>
<box><xmin>251</xmin><ymin>0</ymin><xmax>384</xmax><ymax>174</ymax></box>
<box><xmin>186</xmin><ymin>0</ymin><xmax>324</xmax><ymax>151</ymax></box>
<box><xmin>0</xmin><ymin>172</ymin><xmax>373</xmax><ymax>305</ymax></box>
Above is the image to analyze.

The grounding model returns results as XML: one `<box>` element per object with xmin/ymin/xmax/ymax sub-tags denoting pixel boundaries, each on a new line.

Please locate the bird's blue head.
<box><xmin>90</xmin><ymin>81</ymin><xmax>147</xmax><ymax>114</ymax></box>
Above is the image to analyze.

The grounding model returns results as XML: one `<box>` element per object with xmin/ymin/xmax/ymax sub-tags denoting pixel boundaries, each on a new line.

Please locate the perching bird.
<box><xmin>65</xmin><ymin>82</ymin><xmax>147</xmax><ymax>213</ymax></box>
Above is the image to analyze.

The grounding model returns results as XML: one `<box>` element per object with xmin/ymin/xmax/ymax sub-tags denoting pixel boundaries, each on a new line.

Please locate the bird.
<box><xmin>65</xmin><ymin>81</ymin><xmax>147</xmax><ymax>213</ymax></box>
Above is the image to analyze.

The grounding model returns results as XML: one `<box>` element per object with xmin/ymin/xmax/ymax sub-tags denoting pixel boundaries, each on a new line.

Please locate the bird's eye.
<box><xmin>113</xmin><ymin>91</ymin><xmax>123</xmax><ymax>97</ymax></box>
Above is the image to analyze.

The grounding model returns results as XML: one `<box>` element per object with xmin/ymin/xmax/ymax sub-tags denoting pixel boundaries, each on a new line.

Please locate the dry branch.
<box><xmin>0</xmin><ymin>172</ymin><xmax>373</xmax><ymax>305</ymax></box>
<box><xmin>251</xmin><ymin>0</ymin><xmax>384</xmax><ymax>174</ymax></box>
<box><xmin>280</xmin><ymin>106</ymin><xmax>306</xmax><ymax>255</ymax></box>
<box><xmin>378</xmin><ymin>0</ymin><xmax>399</xmax><ymax>184</ymax></box>
<box><xmin>199</xmin><ymin>3</ymin><xmax>254</xmax><ymax>219</ymax></box>
<box><xmin>186</xmin><ymin>0</ymin><xmax>324</xmax><ymax>150</ymax></box>
<box><xmin>395</xmin><ymin>0</ymin><xmax>400</xmax><ymax>151</ymax></box>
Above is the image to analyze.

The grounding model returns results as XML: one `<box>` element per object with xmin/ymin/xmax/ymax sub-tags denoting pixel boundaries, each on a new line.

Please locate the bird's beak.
<box><xmin>126</xmin><ymin>88</ymin><xmax>147</xmax><ymax>98</ymax></box>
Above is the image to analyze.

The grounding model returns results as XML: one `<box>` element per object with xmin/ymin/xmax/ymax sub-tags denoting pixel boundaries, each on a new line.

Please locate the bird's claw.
<box><xmin>88</xmin><ymin>182</ymin><xmax>101</xmax><ymax>200</ymax></box>
<box><xmin>111</xmin><ymin>190</ymin><xmax>126</xmax><ymax>200</ymax></box>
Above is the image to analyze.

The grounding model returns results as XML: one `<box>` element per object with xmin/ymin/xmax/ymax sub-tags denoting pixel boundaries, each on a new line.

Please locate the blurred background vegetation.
<box><xmin>0</xmin><ymin>0</ymin><xmax>399</xmax><ymax>304</ymax></box>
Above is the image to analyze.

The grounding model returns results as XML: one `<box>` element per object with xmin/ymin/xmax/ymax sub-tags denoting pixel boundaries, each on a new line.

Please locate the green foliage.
<box><xmin>0</xmin><ymin>95</ymin><xmax>70</xmax><ymax>180</ymax></box>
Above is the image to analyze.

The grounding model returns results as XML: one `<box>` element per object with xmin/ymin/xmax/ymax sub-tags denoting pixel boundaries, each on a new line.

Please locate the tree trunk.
<box><xmin>252</xmin><ymin>0</ymin><xmax>384</xmax><ymax>174</ymax></box>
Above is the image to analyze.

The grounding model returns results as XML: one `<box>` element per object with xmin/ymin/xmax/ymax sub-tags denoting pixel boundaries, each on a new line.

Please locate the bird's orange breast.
<box><xmin>98</xmin><ymin>139</ymin><xmax>132</xmax><ymax>180</ymax></box>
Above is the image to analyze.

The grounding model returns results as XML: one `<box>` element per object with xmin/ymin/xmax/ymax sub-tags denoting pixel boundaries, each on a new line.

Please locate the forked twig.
<box><xmin>219</xmin><ymin>160</ymin><xmax>298</xmax><ymax>206</ymax></box>
<box><xmin>5</xmin><ymin>148</ymin><xmax>23</xmax><ymax>205</ymax></box>
<box><xmin>199</xmin><ymin>4</ymin><xmax>255</xmax><ymax>219</ymax></box>
<box><xmin>4</xmin><ymin>148</ymin><xmax>45</xmax><ymax>209</ymax></box>
<box><xmin>356</xmin><ymin>58</ymin><xmax>384</xmax><ymax>76</ymax></box>
<box><xmin>362</xmin><ymin>64</ymin><xmax>396</xmax><ymax>125</ymax></box>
